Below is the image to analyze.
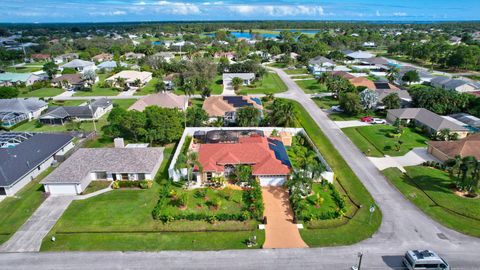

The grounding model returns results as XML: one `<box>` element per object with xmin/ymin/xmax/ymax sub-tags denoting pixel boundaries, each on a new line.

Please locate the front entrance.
<box><xmin>0</xmin><ymin>187</ymin><xmax>6</xmax><ymax>196</ymax></box>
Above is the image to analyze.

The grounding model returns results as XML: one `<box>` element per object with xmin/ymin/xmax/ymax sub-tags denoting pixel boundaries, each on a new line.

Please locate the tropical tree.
<box><xmin>270</xmin><ymin>99</ymin><xmax>296</xmax><ymax>127</ymax></box>
<box><xmin>236</xmin><ymin>106</ymin><xmax>260</xmax><ymax>127</ymax></box>
<box><xmin>43</xmin><ymin>62</ymin><xmax>58</xmax><ymax>79</ymax></box>
<box><xmin>155</xmin><ymin>80</ymin><xmax>166</xmax><ymax>92</ymax></box>
<box><xmin>231</xmin><ymin>165</ymin><xmax>252</xmax><ymax>184</ymax></box>
<box><xmin>339</xmin><ymin>92</ymin><xmax>363</xmax><ymax>115</ymax></box>
<box><xmin>386</xmin><ymin>66</ymin><xmax>399</xmax><ymax>84</ymax></box>
<box><xmin>177</xmin><ymin>151</ymin><xmax>203</xmax><ymax>187</ymax></box>
<box><xmin>231</xmin><ymin>77</ymin><xmax>243</xmax><ymax>92</ymax></box>
<box><xmin>402</xmin><ymin>70</ymin><xmax>420</xmax><ymax>85</ymax></box>
<box><xmin>446</xmin><ymin>156</ymin><xmax>480</xmax><ymax>194</ymax></box>
<box><xmin>359</xmin><ymin>89</ymin><xmax>379</xmax><ymax>110</ymax></box>
<box><xmin>81</xmin><ymin>69</ymin><xmax>97</xmax><ymax>85</ymax></box>
<box><xmin>186</xmin><ymin>106</ymin><xmax>208</xmax><ymax>127</ymax></box>
<box><xmin>382</xmin><ymin>93</ymin><xmax>401</xmax><ymax>109</ymax></box>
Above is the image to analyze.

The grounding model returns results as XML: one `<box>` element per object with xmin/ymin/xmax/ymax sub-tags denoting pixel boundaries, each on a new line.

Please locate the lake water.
<box><xmin>204</xmin><ymin>29</ymin><xmax>321</xmax><ymax>39</ymax></box>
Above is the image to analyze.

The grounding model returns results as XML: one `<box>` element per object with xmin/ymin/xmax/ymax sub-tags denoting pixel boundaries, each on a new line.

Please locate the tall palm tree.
<box><xmin>272</xmin><ymin>102</ymin><xmax>296</xmax><ymax>127</ymax></box>
<box><xmin>386</xmin><ymin>66</ymin><xmax>399</xmax><ymax>84</ymax></box>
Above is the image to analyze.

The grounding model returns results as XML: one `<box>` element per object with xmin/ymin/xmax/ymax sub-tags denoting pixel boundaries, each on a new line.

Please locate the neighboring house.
<box><xmin>39</xmin><ymin>98</ymin><xmax>113</xmax><ymax>125</ymax></box>
<box><xmin>308</xmin><ymin>56</ymin><xmax>336</xmax><ymax>74</ymax></box>
<box><xmin>203</xmin><ymin>96</ymin><xmax>263</xmax><ymax>123</ymax></box>
<box><xmin>342</xmin><ymin>50</ymin><xmax>375</xmax><ymax>62</ymax></box>
<box><xmin>386</xmin><ymin>108</ymin><xmax>470</xmax><ymax>139</ymax></box>
<box><xmin>0</xmin><ymin>132</ymin><xmax>74</xmax><ymax>196</ymax></box>
<box><xmin>431</xmin><ymin>76</ymin><xmax>479</xmax><ymax>92</ymax></box>
<box><xmin>0</xmin><ymin>98</ymin><xmax>47</xmax><ymax>127</ymax></box>
<box><xmin>397</xmin><ymin>66</ymin><xmax>434</xmax><ymax>85</ymax></box>
<box><xmin>427</xmin><ymin>133</ymin><xmax>480</xmax><ymax>162</ymax></box>
<box><xmin>54</xmin><ymin>53</ymin><xmax>79</xmax><ymax>64</ymax></box>
<box><xmin>105</xmin><ymin>70</ymin><xmax>152</xmax><ymax>88</ymax></box>
<box><xmin>449</xmin><ymin>36</ymin><xmax>462</xmax><ymax>45</ymax></box>
<box><xmin>214</xmin><ymin>52</ymin><xmax>236</xmax><ymax>61</ymax></box>
<box><xmin>0</xmin><ymin>72</ymin><xmax>44</xmax><ymax>86</ymax></box>
<box><xmin>195</xmin><ymin>134</ymin><xmax>291</xmax><ymax>186</ymax></box>
<box><xmin>129</xmin><ymin>92</ymin><xmax>187</xmax><ymax>112</ymax></box>
<box><xmin>41</xmin><ymin>145</ymin><xmax>164</xmax><ymax>195</ymax></box>
<box><xmin>153</xmin><ymin>52</ymin><xmax>175</xmax><ymax>63</ymax></box>
<box><xmin>60</xmin><ymin>59</ymin><xmax>96</xmax><ymax>73</ymax></box>
<box><xmin>448</xmin><ymin>113</ymin><xmax>480</xmax><ymax>129</ymax></box>
<box><xmin>362</xmin><ymin>41</ymin><xmax>376</xmax><ymax>47</ymax></box>
<box><xmin>51</xmin><ymin>73</ymin><xmax>97</xmax><ymax>90</ymax></box>
<box><xmin>91</xmin><ymin>53</ymin><xmax>113</xmax><ymax>62</ymax></box>
<box><xmin>375</xmin><ymin>89</ymin><xmax>412</xmax><ymax>108</ymax></box>
<box><xmin>124</xmin><ymin>52</ymin><xmax>146</xmax><ymax>60</ymax></box>
<box><xmin>222</xmin><ymin>73</ymin><xmax>255</xmax><ymax>87</ymax></box>
<box><xmin>330</xmin><ymin>71</ymin><xmax>356</xmax><ymax>80</ymax></box>
<box><xmin>30</xmin><ymin>53</ymin><xmax>51</xmax><ymax>61</ymax></box>
<box><xmin>97</xmin><ymin>61</ymin><xmax>128</xmax><ymax>72</ymax></box>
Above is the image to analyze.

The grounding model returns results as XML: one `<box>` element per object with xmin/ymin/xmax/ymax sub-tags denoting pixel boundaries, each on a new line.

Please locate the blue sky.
<box><xmin>1</xmin><ymin>0</ymin><xmax>479</xmax><ymax>23</ymax></box>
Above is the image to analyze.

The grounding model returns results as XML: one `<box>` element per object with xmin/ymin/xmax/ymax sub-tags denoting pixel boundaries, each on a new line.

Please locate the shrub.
<box><xmin>116</xmin><ymin>180</ymin><xmax>153</xmax><ymax>189</ymax></box>
<box><xmin>112</xmin><ymin>181</ymin><xmax>120</xmax><ymax>189</ymax></box>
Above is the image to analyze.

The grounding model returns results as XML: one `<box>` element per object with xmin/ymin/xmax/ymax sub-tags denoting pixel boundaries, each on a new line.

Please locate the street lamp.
<box><xmin>351</xmin><ymin>252</ymin><xmax>363</xmax><ymax>270</ymax></box>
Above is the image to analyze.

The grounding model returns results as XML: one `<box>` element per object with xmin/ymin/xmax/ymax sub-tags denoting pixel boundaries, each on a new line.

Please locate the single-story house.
<box><xmin>362</xmin><ymin>41</ymin><xmax>376</xmax><ymax>48</ymax></box>
<box><xmin>375</xmin><ymin>89</ymin><xmax>412</xmax><ymax>108</ymax></box>
<box><xmin>30</xmin><ymin>53</ymin><xmax>51</xmax><ymax>61</ymax></box>
<box><xmin>203</xmin><ymin>96</ymin><xmax>263</xmax><ymax>123</ymax></box>
<box><xmin>397</xmin><ymin>66</ymin><xmax>434</xmax><ymax>85</ymax></box>
<box><xmin>308</xmin><ymin>56</ymin><xmax>335</xmax><ymax>68</ymax></box>
<box><xmin>124</xmin><ymin>52</ymin><xmax>145</xmax><ymax>60</ymax></box>
<box><xmin>386</xmin><ymin>108</ymin><xmax>470</xmax><ymax>139</ymax></box>
<box><xmin>41</xmin><ymin>146</ymin><xmax>164</xmax><ymax>195</ymax></box>
<box><xmin>39</xmin><ymin>98</ymin><xmax>113</xmax><ymax>125</ymax></box>
<box><xmin>51</xmin><ymin>73</ymin><xmax>98</xmax><ymax>90</ymax></box>
<box><xmin>448</xmin><ymin>113</ymin><xmax>480</xmax><ymax>129</ymax></box>
<box><xmin>105</xmin><ymin>70</ymin><xmax>152</xmax><ymax>88</ymax></box>
<box><xmin>153</xmin><ymin>52</ymin><xmax>175</xmax><ymax>63</ymax></box>
<box><xmin>54</xmin><ymin>53</ymin><xmax>79</xmax><ymax>64</ymax></box>
<box><xmin>222</xmin><ymin>73</ymin><xmax>255</xmax><ymax>87</ymax></box>
<box><xmin>129</xmin><ymin>92</ymin><xmax>187</xmax><ymax>112</ymax></box>
<box><xmin>330</xmin><ymin>71</ymin><xmax>356</xmax><ymax>80</ymax></box>
<box><xmin>60</xmin><ymin>59</ymin><xmax>96</xmax><ymax>73</ymax></box>
<box><xmin>427</xmin><ymin>133</ymin><xmax>480</xmax><ymax>162</ymax></box>
<box><xmin>0</xmin><ymin>72</ymin><xmax>44</xmax><ymax>86</ymax></box>
<box><xmin>195</xmin><ymin>135</ymin><xmax>291</xmax><ymax>186</ymax></box>
<box><xmin>97</xmin><ymin>61</ymin><xmax>128</xmax><ymax>72</ymax></box>
<box><xmin>214</xmin><ymin>52</ymin><xmax>236</xmax><ymax>61</ymax></box>
<box><xmin>91</xmin><ymin>53</ymin><xmax>113</xmax><ymax>62</ymax></box>
<box><xmin>342</xmin><ymin>50</ymin><xmax>375</xmax><ymax>62</ymax></box>
<box><xmin>0</xmin><ymin>98</ymin><xmax>47</xmax><ymax>127</ymax></box>
<box><xmin>0</xmin><ymin>132</ymin><xmax>74</xmax><ymax>196</ymax></box>
<box><xmin>431</xmin><ymin>76</ymin><xmax>479</xmax><ymax>92</ymax></box>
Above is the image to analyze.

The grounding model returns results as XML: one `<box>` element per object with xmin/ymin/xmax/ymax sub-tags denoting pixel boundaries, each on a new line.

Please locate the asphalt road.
<box><xmin>0</xmin><ymin>69</ymin><xmax>479</xmax><ymax>269</ymax></box>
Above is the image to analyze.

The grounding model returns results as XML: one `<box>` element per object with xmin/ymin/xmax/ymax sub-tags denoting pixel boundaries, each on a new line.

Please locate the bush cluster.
<box><xmin>112</xmin><ymin>180</ymin><xmax>153</xmax><ymax>189</ymax></box>
<box><xmin>294</xmin><ymin>183</ymin><xmax>347</xmax><ymax>223</ymax></box>
<box><xmin>422</xmin><ymin>161</ymin><xmax>446</xmax><ymax>170</ymax></box>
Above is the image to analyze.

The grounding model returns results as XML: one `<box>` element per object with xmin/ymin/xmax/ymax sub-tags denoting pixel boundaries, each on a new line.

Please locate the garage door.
<box><xmin>259</xmin><ymin>176</ymin><xmax>286</xmax><ymax>186</ymax></box>
<box><xmin>45</xmin><ymin>184</ymin><xmax>78</xmax><ymax>195</ymax></box>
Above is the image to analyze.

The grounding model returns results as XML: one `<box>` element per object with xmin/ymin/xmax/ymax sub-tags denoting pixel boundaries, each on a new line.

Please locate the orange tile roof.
<box><xmin>428</xmin><ymin>133</ymin><xmax>480</xmax><ymax>160</ymax></box>
<box><xmin>349</xmin><ymin>77</ymin><xmax>376</xmax><ymax>89</ymax></box>
<box><xmin>197</xmin><ymin>136</ymin><xmax>291</xmax><ymax>176</ymax></box>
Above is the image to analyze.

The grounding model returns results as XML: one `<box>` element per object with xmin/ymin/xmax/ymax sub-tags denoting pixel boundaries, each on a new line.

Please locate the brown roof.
<box><xmin>92</xmin><ymin>53</ymin><xmax>113</xmax><ymax>61</ymax></box>
<box><xmin>31</xmin><ymin>54</ymin><xmax>50</xmax><ymax>59</ymax></box>
<box><xmin>428</xmin><ymin>134</ymin><xmax>480</xmax><ymax>160</ymax></box>
<box><xmin>128</xmin><ymin>92</ymin><xmax>186</xmax><ymax>111</ymax></box>
<box><xmin>349</xmin><ymin>77</ymin><xmax>376</xmax><ymax>89</ymax></box>
<box><xmin>330</xmin><ymin>71</ymin><xmax>355</xmax><ymax>80</ymax></box>
<box><xmin>52</xmin><ymin>74</ymin><xmax>84</xmax><ymax>84</ymax></box>
<box><xmin>202</xmin><ymin>96</ymin><xmax>263</xmax><ymax>117</ymax></box>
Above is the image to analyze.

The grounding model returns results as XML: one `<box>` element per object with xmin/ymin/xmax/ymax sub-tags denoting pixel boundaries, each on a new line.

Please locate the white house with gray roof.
<box><xmin>387</xmin><ymin>108</ymin><xmax>470</xmax><ymax>139</ymax></box>
<box><xmin>0</xmin><ymin>133</ymin><xmax>74</xmax><ymax>197</ymax></box>
<box><xmin>431</xmin><ymin>76</ymin><xmax>479</xmax><ymax>92</ymax></box>
<box><xmin>222</xmin><ymin>73</ymin><xmax>255</xmax><ymax>86</ymax></box>
<box><xmin>41</xmin><ymin>146</ymin><xmax>164</xmax><ymax>195</ymax></box>
<box><xmin>60</xmin><ymin>59</ymin><xmax>96</xmax><ymax>73</ymax></box>
<box><xmin>0</xmin><ymin>98</ymin><xmax>47</xmax><ymax>127</ymax></box>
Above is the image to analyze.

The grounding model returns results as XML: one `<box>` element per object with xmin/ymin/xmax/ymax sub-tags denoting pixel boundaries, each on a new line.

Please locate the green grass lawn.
<box><xmin>81</xmin><ymin>181</ymin><xmax>111</xmax><ymax>195</ymax></box>
<box><xmin>327</xmin><ymin>110</ymin><xmax>386</xmax><ymax>121</ymax></box>
<box><xmin>313</xmin><ymin>96</ymin><xmax>338</xmax><ymax>110</ymax></box>
<box><xmin>296</xmin><ymin>79</ymin><xmax>328</xmax><ymax>94</ymax></box>
<box><xmin>73</xmin><ymin>88</ymin><xmax>119</xmax><ymax>97</ymax></box>
<box><xmin>18</xmin><ymin>88</ymin><xmax>64</xmax><ymax>98</ymax></box>
<box><xmin>134</xmin><ymin>77</ymin><xmax>159</xmax><ymax>96</ymax></box>
<box><xmin>41</xmin><ymin>145</ymin><xmax>264</xmax><ymax>251</ymax></box>
<box><xmin>238</xmin><ymin>73</ymin><xmax>287</xmax><ymax>95</ymax></box>
<box><xmin>266</xmin><ymin>62</ymin><xmax>287</xmax><ymax>68</ymax></box>
<box><xmin>0</xmin><ymin>168</ymin><xmax>52</xmax><ymax>245</ymax></box>
<box><xmin>13</xmin><ymin>113</ymin><xmax>109</xmax><ymax>132</ymax></box>
<box><xmin>112</xmin><ymin>99</ymin><xmax>136</xmax><ymax>109</ymax></box>
<box><xmin>383</xmin><ymin>166</ymin><xmax>480</xmax><ymax>237</ymax></box>
<box><xmin>285</xmin><ymin>100</ymin><xmax>381</xmax><ymax>247</ymax></box>
<box><xmin>342</xmin><ymin>125</ymin><xmax>429</xmax><ymax>157</ymax></box>
<box><xmin>48</xmin><ymin>100</ymin><xmax>86</xmax><ymax>106</ymax></box>
<box><xmin>284</xmin><ymin>68</ymin><xmax>308</xmax><ymax>75</ymax></box>
<box><xmin>5</xmin><ymin>66</ymin><xmax>42</xmax><ymax>73</ymax></box>
<box><xmin>173</xmin><ymin>75</ymin><xmax>223</xmax><ymax>96</ymax></box>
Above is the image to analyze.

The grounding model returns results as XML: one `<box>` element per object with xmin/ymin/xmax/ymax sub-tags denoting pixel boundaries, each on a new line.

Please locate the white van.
<box><xmin>403</xmin><ymin>250</ymin><xmax>450</xmax><ymax>270</ymax></box>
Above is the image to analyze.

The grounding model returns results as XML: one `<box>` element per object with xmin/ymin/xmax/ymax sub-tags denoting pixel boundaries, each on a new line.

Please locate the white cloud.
<box><xmin>202</xmin><ymin>1</ymin><xmax>223</xmax><ymax>5</ymax></box>
<box><xmin>137</xmin><ymin>1</ymin><xmax>202</xmax><ymax>15</ymax></box>
<box><xmin>393</xmin><ymin>12</ymin><xmax>407</xmax><ymax>16</ymax></box>
<box><xmin>228</xmin><ymin>5</ymin><xmax>324</xmax><ymax>16</ymax></box>
<box><xmin>89</xmin><ymin>10</ymin><xmax>127</xmax><ymax>16</ymax></box>
<box><xmin>375</xmin><ymin>10</ymin><xmax>380</xmax><ymax>16</ymax></box>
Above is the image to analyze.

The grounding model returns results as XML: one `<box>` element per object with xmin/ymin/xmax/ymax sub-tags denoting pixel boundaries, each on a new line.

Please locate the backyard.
<box><xmin>383</xmin><ymin>166</ymin><xmax>480</xmax><ymax>237</ymax></box>
<box><xmin>0</xmin><ymin>168</ymin><xmax>51</xmax><ymax>245</ymax></box>
<box><xmin>342</xmin><ymin>125</ymin><xmax>429</xmax><ymax>157</ymax></box>
<box><xmin>41</xmin><ymin>146</ymin><xmax>264</xmax><ymax>251</ymax></box>
<box><xmin>238</xmin><ymin>73</ymin><xmax>287</xmax><ymax>95</ymax></box>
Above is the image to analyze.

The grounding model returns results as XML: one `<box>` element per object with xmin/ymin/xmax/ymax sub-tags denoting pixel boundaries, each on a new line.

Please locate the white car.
<box><xmin>371</xmin><ymin>118</ymin><xmax>386</xmax><ymax>124</ymax></box>
<box><xmin>331</xmin><ymin>105</ymin><xmax>344</xmax><ymax>112</ymax></box>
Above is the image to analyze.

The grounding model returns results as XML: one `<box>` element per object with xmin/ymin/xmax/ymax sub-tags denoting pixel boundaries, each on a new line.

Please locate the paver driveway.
<box><xmin>262</xmin><ymin>187</ymin><xmax>308</xmax><ymax>249</ymax></box>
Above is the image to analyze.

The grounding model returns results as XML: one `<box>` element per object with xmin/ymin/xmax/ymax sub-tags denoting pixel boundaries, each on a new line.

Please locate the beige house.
<box><xmin>106</xmin><ymin>70</ymin><xmax>152</xmax><ymax>88</ymax></box>
<box><xmin>428</xmin><ymin>133</ymin><xmax>480</xmax><ymax>162</ymax></box>
<box><xmin>129</xmin><ymin>92</ymin><xmax>187</xmax><ymax>111</ymax></box>
<box><xmin>203</xmin><ymin>96</ymin><xmax>263</xmax><ymax>123</ymax></box>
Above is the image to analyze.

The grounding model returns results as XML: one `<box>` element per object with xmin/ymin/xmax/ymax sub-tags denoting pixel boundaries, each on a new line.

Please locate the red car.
<box><xmin>361</xmin><ymin>116</ymin><xmax>373</xmax><ymax>123</ymax></box>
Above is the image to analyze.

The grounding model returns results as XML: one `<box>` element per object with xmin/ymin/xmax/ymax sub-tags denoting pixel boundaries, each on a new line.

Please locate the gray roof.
<box><xmin>430</xmin><ymin>76</ymin><xmax>450</xmax><ymax>85</ymax></box>
<box><xmin>52</xmin><ymin>74</ymin><xmax>84</xmax><ymax>84</ymax></box>
<box><xmin>376</xmin><ymin>89</ymin><xmax>411</xmax><ymax>101</ymax></box>
<box><xmin>61</xmin><ymin>59</ymin><xmax>95</xmax><ymax>69</ymax></box>
<box><xmin>308</xmin><ymin>56</ymin><xmax>335</xmax><ymax>66</ymax></box>
<box><xmin>222</xmin><ymin>73</ymin><xmax>255</xmax><ymax>80</ymax></box>
<box><xmin>443</xmin><ymin>79</ymin><xmax>477</xmax><ymax>90</ymax></box>
<box><xmin>449</xmin><ymin>113</ymin><xmax>480</xmax><ymax>128</ymax></box>
<box><xmin>41</xmin><ymin>98</ymin><xmax>112</xmax><ymax>120</ymax></box>
<box><xmin>362</xmin><ymin>57</ymin><xmax>390</xmax><ymax>66</ymax></box>
<box><xmin>0</xmin><ymin>98</ymin><xmax>47</xmax><ymax>114</ymax></box>
<box><xmin>0</xmin><ymin>133</ymin><xmax>73</xmax><ymax>187</ymax></box>
<box><xmin>388</xmin><ymin>108</ymin><xmax>469</xmax><ymax>132</ymax></box>
<box><xmin>98</xmin><ymin>61</ymin><xmax>128</xmax><ymax>69</ymax></box>
<box><xmin>41</xmin><ymin>147</ymin><xmax>164</xmax><ymax>184</ymax></box>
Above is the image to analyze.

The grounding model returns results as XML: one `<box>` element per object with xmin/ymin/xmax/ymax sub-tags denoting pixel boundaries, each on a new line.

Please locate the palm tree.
<box><xmin>317</xmin><ymin>72</ymin><xmax>330</xmax><ymax>84</ymax></box>
<box><xmin>272</xmin><ymin>102</ymin><xmax>296</xmax><ymax>127</ymax></box>
<box><xmin>115</xmin><ymin>77</ymin><xmax>126</xmax><ymax>89</ymax></box>
<box><xmin>231</xmin><ymin>77</ymin><xmax>243</xmax><ymax>93</ymax></box>
<box><xmin>183</xmin><ymin>80</ymin><xmax>195</xmax><ymax>96</ymax></box>
<box><xmin>386</xmin><ymin>66</ymin><xmax>399</xmax><ymax>84</ymax></box>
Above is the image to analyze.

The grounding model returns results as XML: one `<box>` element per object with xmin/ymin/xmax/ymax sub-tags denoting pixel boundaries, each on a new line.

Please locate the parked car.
<box><xmin>361</xmin><ymin>116</ymin><xmax>373</xmax><ymax>122</ymax></box>
<box><xmin>403</xmin><ymin>250</ymin><xmax>449</xmax><ymax>270</ymax></box>
<box><xmin>331</xmin><ymin>105</ymin><xmax>344</xmax><ymax>112</ymax></box>
<box><xmin>371</xmin><ymin>118</ymin><xmax>386</xmax><ymax>124</ymax></box>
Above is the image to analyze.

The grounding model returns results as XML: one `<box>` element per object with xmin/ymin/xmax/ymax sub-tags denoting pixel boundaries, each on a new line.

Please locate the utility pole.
<box><xmin>357</xmin><ymin>252</ymin><xmax>363</xmax><ymax>270</ymax></box>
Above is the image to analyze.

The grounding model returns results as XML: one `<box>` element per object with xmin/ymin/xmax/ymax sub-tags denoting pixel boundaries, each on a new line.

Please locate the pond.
<box><xmin>205</xmin><ymin>31</ymin><xmax>278</xmax><ymax>39</ymax></box>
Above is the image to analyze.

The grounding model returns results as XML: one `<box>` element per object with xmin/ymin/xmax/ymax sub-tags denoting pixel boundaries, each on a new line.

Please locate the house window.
<box><xmin>206</xmin><ymin>172</ymin><xmax>212</xmax><ymax>181</ymax></box>
<box><xmin>137</xmin><ymin>173</ymin><xmax>145</xmax><ymax>180</ymax></box>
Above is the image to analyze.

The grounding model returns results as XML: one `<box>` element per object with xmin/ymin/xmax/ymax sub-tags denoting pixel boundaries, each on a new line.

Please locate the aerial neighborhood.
<box><xmin>0</xmin><ymin>18</ymin><xmax>479</xmax><ymax>269</ymax></box>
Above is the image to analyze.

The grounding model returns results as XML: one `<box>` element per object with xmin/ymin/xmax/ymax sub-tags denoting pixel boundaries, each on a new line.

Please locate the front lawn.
<box><xmin>313</xmin><ymin>96</ymin><xmax>338</xmax><ymax>110</ymax></box>
<box><xmin>19</xmin><ymin>87</ymin><xmax>64</xmax><ymax>98</ymax></box>
<box><xmin>296</xmin><ymin>79</ymin><xmax>328</xmax><ymax>94</ymax></box>
<box><xmin>112</xmin><ymin>99</ymin><xmax>137</xmax><ymax>109</ymax></box>
<box><xmin>284</xmin><ymin>68</ymin><xmax>308</xmax><ymax>75</ymax></box>
<box><xmin>342</xmin><ymin>125</ymin><xmax>429</xmax><ymax>157</ymax></box>
<box><xmin>134</xmin><ymin>77</ymin><xmax>159</xmax><ymax>96</ymax></box>
<box><xmin>73</xmin><ymin>87</ymin><xmax>119</xmax><ymax>97</ymax></box>
<box><xmin>238</xmin><ymin>73</ymin><xmax>287</xmax><ymax>95</ymax></box>
<box><xmin>285</xmin><ymin>100</ymin><xmax>381</xmax><ymax>247</ymax></box>
<box><xmin>383</xmin><ymin>166</ymin><xmax>480</xmax><ymax>237</ymax></box>
<box><xmin>81</xmin><ymin>181</ymin><xmax>111</xmax><ymax>195</ymax></box>
<box><xmin>48</xmin><ymin>100</ymin><xmax>86</xmax><ymax>106</ymax></box>
<box><xmin>173</xmin><ymin>75</ymin><xmax>223</xmax><ymax>96</ymax></box>
<box><xmin>41</xmin><ymin>145</ymin><xmax>264</xmax><ymax>251</ymax></box>
<box><xmin>0</xmin><ymin>168</ymin><xmax>52</xmax><ymax>245</ymax></box>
